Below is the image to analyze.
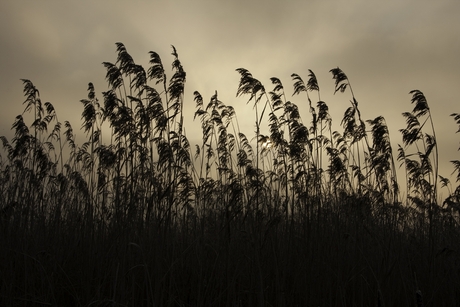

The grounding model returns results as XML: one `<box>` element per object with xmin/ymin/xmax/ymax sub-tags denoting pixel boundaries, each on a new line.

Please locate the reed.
<box><xmin>0</xmin><ymin>43</ymin><xmax>459</xmax><ymax>306</ymax></box>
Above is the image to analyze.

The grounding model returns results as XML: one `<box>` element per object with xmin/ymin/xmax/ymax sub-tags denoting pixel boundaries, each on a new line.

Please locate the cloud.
<box><xmin>1</xmin><ymin>0</ymin><xmax>459</xmax><ymax>184</ymax></box>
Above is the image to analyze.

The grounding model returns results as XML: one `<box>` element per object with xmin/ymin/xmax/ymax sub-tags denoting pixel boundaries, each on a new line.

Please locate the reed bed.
<box><xmin>1</xmin><ymin>43</ymin><xmax>459</xmax><ymax>306</ymax></box>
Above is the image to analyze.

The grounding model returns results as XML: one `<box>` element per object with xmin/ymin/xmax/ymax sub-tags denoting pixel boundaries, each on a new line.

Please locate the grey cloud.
<box><xmin>1</xmin><ymin>0</ymin><xmax>459</xmax><ymax>182</ymax></box>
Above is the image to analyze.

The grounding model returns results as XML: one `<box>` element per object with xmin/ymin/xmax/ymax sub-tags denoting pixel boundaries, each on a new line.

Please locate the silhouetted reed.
<box><xmin>1</xmin><ymin>43</ymin><xmax>459</xmax><ymax>306</ymax></box>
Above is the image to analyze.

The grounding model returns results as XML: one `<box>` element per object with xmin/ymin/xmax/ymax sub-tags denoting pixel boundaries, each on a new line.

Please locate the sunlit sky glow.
<box><xmin>1</xmin><ymin>0</ymin><xmax>459</xmax><ymax>194</ymax></box>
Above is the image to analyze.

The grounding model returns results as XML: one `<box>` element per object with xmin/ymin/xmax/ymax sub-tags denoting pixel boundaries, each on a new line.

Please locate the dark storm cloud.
<box><xmin>0</xmin><ymin>0</ymin><xmax>459</xmax><ymax>183</ymax></box>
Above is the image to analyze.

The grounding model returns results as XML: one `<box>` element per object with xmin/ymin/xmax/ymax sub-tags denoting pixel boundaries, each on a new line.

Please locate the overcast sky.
<box><xmin>1</xmin><ymin>0</ymin><xmax>459</xmax><ymax>192</ymax></box>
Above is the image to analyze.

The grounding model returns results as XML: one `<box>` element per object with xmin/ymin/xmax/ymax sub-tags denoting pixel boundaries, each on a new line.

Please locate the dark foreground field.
<box><xmin>2</xmin><ymin>201</ymin><xmax>460</xmax><ymax>306</ymax></box>
<box><xmin>1</xmin><ymin>43</ymin><xmax>460</xmax><ymax>306</ymax></box>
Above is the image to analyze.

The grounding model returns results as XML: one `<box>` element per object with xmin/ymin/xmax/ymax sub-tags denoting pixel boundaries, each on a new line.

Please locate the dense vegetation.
<box><xmin>1</xmin><ymin>43</ymin><xmax>460</xmax><ymax>306</ymax></box>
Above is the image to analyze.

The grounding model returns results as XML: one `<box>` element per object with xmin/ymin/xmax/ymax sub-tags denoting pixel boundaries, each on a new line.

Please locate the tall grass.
<box><xmin>1</xmin><ymin>43</ymin><xmax>460</xmax><ymax>306</ymax></box>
